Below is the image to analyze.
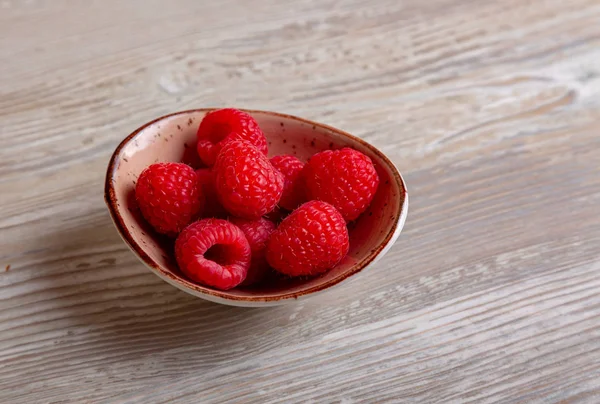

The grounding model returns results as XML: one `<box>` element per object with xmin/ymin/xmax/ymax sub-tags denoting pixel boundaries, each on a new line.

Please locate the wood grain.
<box><xmin>1</xmin><ymin>0</ymin><xmax>600</xmax><ymax>402</ymax></box>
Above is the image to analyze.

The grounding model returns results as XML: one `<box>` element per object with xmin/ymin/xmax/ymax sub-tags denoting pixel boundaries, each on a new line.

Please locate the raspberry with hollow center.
<box><xmin>214</xmin><ymin>139</ymin><xmax>284</xmax><ymax>219</ymax></box>
<box><xmin>266</xmin><ymin>200</ymin><xmax>349</xmax><ymax>277</ymax></box>
<box><xmin>231</xmin><ymin>217</ymin><xmax>276</xmax><ymax>286</ymax></box>
<box><xmin>302</xmin><ymin>147</ymin><xmax>379</xmax><ymax>222</ymax></box>
<box><xmin>270</xmin><ymin>154</ymin><xmax>305</xmax><ymax>211</ymax></box>
<box><xmin>196</xmin><ymin>108</ymin><xmax>268</xmax><ymax>166</ymax></box>
<box><xmin>135</xmin><ymin>162</ymin><xmax>203</xmax><ymax>235</ymax></box>
<box><xmin>175</xmin><ymin>218</ymin><xmax>251</xmax><ymax>290</ymax></box>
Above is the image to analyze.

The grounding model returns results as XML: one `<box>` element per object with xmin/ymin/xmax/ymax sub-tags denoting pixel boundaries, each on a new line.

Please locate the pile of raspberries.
<box><xmin>135</xmin><ymin>109</ymin><xmax>380</xmax><ymax>290</ymax></box>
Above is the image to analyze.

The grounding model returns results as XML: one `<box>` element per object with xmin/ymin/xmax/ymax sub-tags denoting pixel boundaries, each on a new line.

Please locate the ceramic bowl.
<box><xmin>104</xmin><ymin>109</ymin><xmax>408</xmax><ymax>307</ymax></box>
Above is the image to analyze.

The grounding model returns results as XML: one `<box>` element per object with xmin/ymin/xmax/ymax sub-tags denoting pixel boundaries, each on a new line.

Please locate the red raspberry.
<box><xmin>175</xmin><ymin>218</ymin><xmax>251</xmax><ymax>290</ymax></box>
<box><xmin>266</xmin><ymin>201</ymin><xmax>349</xmax><ymax>277</ymax></box>
<box><xmin>214</xmin><ymin>140</ymin><xmax>284</xmax><ymax>219</ymax></box>
<box><xmin>196</xmin><ymin>168</ymin><xmax>227</xmax><ymax>218</ymax></box>
<box><xmin>196</xmin><ymin>108</ymin><xmax>268</xmax><ymax>166</ymax></box>
<box><xmin>303</xmin><ymin>148</ymin><xmax>379</xmax><ymax>222</ymax></box>
<box><xmin>135</xmin><ymin>162</ymin><xmax>203</xmax><ymax>235</ymax></box>
<box><xmin>230</xmin><ymin>217</ymin><xmax>276</xmax><ymax>286</ymax></box>
<box><xmin>270</xmin><ymin>155</ymin><xmax>305</xmax><ymax>211</ymax></box>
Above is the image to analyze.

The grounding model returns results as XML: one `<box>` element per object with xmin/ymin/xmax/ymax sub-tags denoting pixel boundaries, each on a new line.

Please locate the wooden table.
<box><xmin>1</xmin><ymin>0</ymin><xmax>599</xmax><ymax>402</ymax></box>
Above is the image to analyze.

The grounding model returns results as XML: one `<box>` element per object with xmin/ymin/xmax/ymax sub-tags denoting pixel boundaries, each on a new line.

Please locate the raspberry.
<box><xmin>303</xmin><ymin>148</ymin><xmax>379</xmax><ymax>221</ymax></box>
<box><xmin>270</xmin><ymin>155</ymin><xmax>305</xmax><ymax>211</ymax></box>
<box><xmin>135</xmin><ymin>162</ymin><xmax>203</xmax><ymax>235</ymax></box>
<box><xmin>231</xmin><ymin>217</ymin><xmax>276</xmax><ymax>286</ymax></box>
<box><xmin>196</xmin><ymin>108</ymin><xmax>268</xmax><ymax>166</ymax></box>
<box><xmin>196</xmin><ymin>168</ymin><xmax>227</xmax><ymax>218</ymax></box>
<box><xmin>214</xmin><ymin>140</ymin><xmax>284</xmax><ymax>219</ymax></box>
<box><xmin>175</xmin><ymin>219</ymin><xmax>251</xmax><ymax>290</ymax></box>
<box><xmin>266</xmin><ymin>201</ymin><xmax>349</xmax><ymax>277</ymax></box>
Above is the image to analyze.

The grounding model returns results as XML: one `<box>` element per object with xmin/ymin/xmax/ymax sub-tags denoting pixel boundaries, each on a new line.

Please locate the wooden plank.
<box><xmin>1</xmin><ymin>0</ymin><xmax>599</xmax><ymax>402</ymax></box>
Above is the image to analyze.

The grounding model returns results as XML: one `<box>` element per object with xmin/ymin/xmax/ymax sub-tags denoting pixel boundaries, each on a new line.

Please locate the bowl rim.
<box><xmin>104</xmin><ymin>108</ymin><xmax>408</xmax><ymax>303</ymax></box>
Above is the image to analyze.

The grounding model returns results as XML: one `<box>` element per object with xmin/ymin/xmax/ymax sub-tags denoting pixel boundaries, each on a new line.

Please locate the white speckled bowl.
<box><xmin>105</xmin><ymin>109</ymin><xmax>408</xmax><ymax>306</ymax></box>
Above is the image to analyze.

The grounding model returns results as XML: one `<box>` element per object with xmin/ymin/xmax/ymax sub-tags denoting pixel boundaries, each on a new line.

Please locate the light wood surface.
<box><xmin>1</xmin><ymin>0</ymin><xmax>600</xmax><ymax>402</ymax></box>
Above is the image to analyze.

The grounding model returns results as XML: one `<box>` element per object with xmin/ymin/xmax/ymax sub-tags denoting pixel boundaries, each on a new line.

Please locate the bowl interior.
<box><xmin>105</xmin><ymin>109</ymin><xmax>407</xmax><ymax>304</ymax></box>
